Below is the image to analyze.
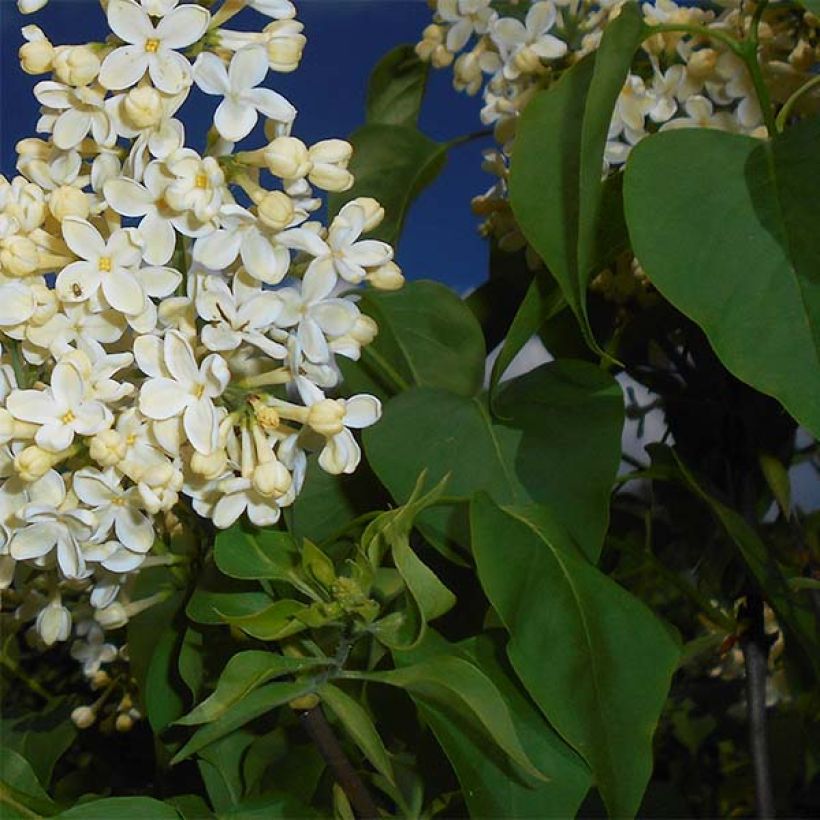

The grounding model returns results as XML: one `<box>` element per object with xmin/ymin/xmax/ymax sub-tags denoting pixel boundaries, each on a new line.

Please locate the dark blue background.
<box><xmin>0</xmin><ymin>0</ymin><xmax>492</xmax><ymax>291</ymax></box>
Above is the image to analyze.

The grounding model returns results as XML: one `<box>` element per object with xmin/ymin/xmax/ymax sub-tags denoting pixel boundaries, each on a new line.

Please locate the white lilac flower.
<box><xmin>438</xmin><ymin>0</ymin><xmax>495</xmax><ymax>53</ymax></box>
<box><xmin>193</xmin><ymin>47</ymin><xmax>296</xmax><ymax>143</ymax></box>
<box><xmin>33</xmin><ymin>82</ymin><xmax>114</xmax><ymax>151</ymax></box>
<box><xmin>99</xmin><ymin>0</ymin><xmax>210</xmax><ymax>94</ymax></box>
<box><xmin>491</xmin><ymin>2</ymin><xmax>567</xmax><ymax>81</ymax></box>
<box><xmin>137</xmin><ymin>330</ymin><xmax>230</xmax><ymax>454</ymax></box>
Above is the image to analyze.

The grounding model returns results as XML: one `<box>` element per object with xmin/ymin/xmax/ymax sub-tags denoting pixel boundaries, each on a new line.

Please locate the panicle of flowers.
<box><xmin>416</xmin><ymin>0</ymin><xmax>820</xmax><ymax>249</ymax></box>
<box><xmin>2</xmin><ymin>0</ymin><xmax>403</xmax><ymax>661</ymax></box>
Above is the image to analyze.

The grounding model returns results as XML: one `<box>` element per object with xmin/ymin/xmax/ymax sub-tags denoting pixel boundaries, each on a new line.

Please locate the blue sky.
<box><xmin>0</xmin><ymin>0</ymin><xmax>493</xmax><ymax>291</ymax></box>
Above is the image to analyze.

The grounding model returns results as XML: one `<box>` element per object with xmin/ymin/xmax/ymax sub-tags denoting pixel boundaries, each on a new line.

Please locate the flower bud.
<box><xmin>252</xmin><ymin>460</ymin><xmax>292</xmax><ymax>498</ymax></box>
<box><xmin>123</xmin><ymin>86</ymin><xmax>164</xmax><ymax>130</ymax></box>
<box><xmin>115</xmin><ymin>713</ymin><xmax>134</xmax><ymax>733</ymax></box>
<box><xmin>367</xmin><ymin>261</ymin><xmax>404</xmax><ymax>291</ymax></box>
<box><xmin>89</xmin><ymin>429</ymin><xmax>126</xmax><ymax>467</ymax></box>
<box><xmin>95</xmin><ymin>602</ymin><xmax>128</xmax><ymax>630</ymax></box>
<box><xmin>308</xmin><ymin>140</ymin><xmax>354</xmax><ymax>192</ymax></box>
<box><xmin>253</xmin><ymin>403</ymin><xmax>280</xmax><ymax>430</ymax></box>
<box><xmin>686</xmin><ymin>48</ymin><xmax>717</xmax><ymax>81</ymax></box>
<box><xmin>349</xmin><ymin>315</ymin><xmax>378</xmax><ymax>346</ymax></box>
<box><xmin>0</xmin><ymin>236</ymin><xmax>39</xmax><ymax>277</ymax></box>
<box><xmin>36</xmin><ymin>599</ymin><xmax>71</xmax><ymax>645</ymax></box>
<box><xmin>190</xmin><ymin>449</ymin><xmax>228</xmax><ymax>480</ymax></box>
<box><xmin>71</xmin><ymin>706</ymin><xmax>96</xmax><ymax>729</ymax></box>
<box><xmin>256</xmin><ymin>190</ymin><xmax>294</xmax><ymax>230</ymax></box>
<box><xmin>53</xmin><ymin>46</ymin><xmax>100</xmax><ymax>87</ymax></box>
<box><xmin>18</xmin><ymin>0</ymin><xmax>49</xmax><ymax>13</ymax></box>
<box><xmin>49</xmin><ymin>185</ymin><xmax>89</xmax><ymax>221</ymax></box>
<box><xmin>27</xmin><ymin>282</ymin><xmax>58</xmax><ymax>326</ymax></box>
<box><xmin>90</xmin><ymin>670</ymin><xmax>110</xmax><ymax>690</ymax></box>
<box><xmin>14</xmin><ymin>445</ymin><xmax>54</xmax><ymax>481</ymax></box>
<box><xmin>19</xmin><ymin>27</ymin><xmax>54</xmax><ymax>75</ymax></box>
<box><xmin>307</xmin><ymin>399</ymin><xmax>346</xmax><ymax>437</ymax></box>
<box><xmin>264</xmin><ymin>136</ymin><xmax>311</xmax><ymax>179</ymax></box>
<box><xmin>265</xmin><ymin>20</ymin><xmax>306</xmax><ymax>73</ymax></box>
<box><xmin>351</xmin><ymin>197</ymin><xmax>384</xmax><ymax>232</ymax></box>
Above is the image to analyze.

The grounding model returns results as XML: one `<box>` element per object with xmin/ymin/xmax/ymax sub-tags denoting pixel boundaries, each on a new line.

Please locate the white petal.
<box><xmin>7</xmin><ymin>389</ymin><xmax>57</xmax><ymax>425</ymax></box>
<box><xmin>214</xmin><ymin>97</ymin><xmax>258</xmax><ymax>143</ymax></box>
<box><xmin>194</xmin><ymin>229</ymin><xmax>242</xmax><ymax>270</ymax></box>
<box><xmin>344</xmin><ymin>239</ymin><xmax>392</xmax><ymax>268</ymax></box>
<box><xmin>53</xmin><ymin>109</ymin><xmax>91</xmax><ymax>150</ymax></box>
<box><xmin>344</xmin><ymin>394</ymin><xmax>381</xmax><ymax>428</ymax></box>
<box><xmin>55</xmin><ymin>261</ymin><xmax>101</xmax><ymax>304</ymax></box>
<box><xmin>246</xmin><ymin>88</ymin><xmax>296</xmax><ymax>123</ymax></box>
<box><xmin>301</xmin><ymin>262</ymin><xmax>337</xmax><ymax>303</ymax></box>
<box><xmin>102</xmin><ymin>268</ymin><xmax>145</xmax><ymax>315</ymax></box>
<box><xmin>107</xmin><ymin>0</ymin><xmax>153</xmax><ymax>44</ymax></box>
<box><xmin>156</xmin><ymin>4</ymin><xmax>210</xmax><ymax>49</ymax></box>
<box><xmin>57</xmin><ymin>535</ymin><xmax>85</xmax><ymax>579</ymax></box>
<box><xmin>10</xmin><ymin>523</ymin><xmax>58</xmax><ymax>560</ymax></box>
<box><xmin>114</xmin><ymin>507</ymin><xmax>154</xmax><ymax>552</ymax></box>
<box><xmin>183</xmin><ymin>398</ymin><xmax>217</xmax><ymax>454</ymax></box>
<box><xmin>310</xmin><ymin>299</ymin><xmax>357</xmax><ymax>336</ymax></box>
<box><xmin>148</xmin><ymin>50</ymin><xmax>190</xmax><ymax>95</ymax></box>
<box><xmin>229</xmin><ymin>46</ymin><xmax>268</xmax><ymax>91</ymax></box>
<box><xmin>319</xmin><ymin>429</ymin><xmax>360</xmax><ymax>475</ymax></box>
<box><xmin>134</xmin><ymin>334</ymin><xmax>166</xmax><ymax>378</ymax></box>
<box><xmin>192</xmin><ymin>51</ymin><xmax>230</xmax><ymax>96</ymax></box>
<box><xmin>298</xmin><ymin>316</ymin><xmax>329</xmax><ymax>364</ymax></box>
<box><xmin>51</xmin><ymin>361</ymin><xmax>83</xmax><ymax>408</ymax></box>
<box><xmin>164</xmin><ymin>330</ymin><xmax>199</xmax><ymax>386</ymax></box>
<box><xmin>36</xmin><ymin>423</ymin><xmax>74</xmax><ymax>452</ymax></box>
<box><xmin>104</xmin><ymin>178</ymin><xmax>152</xmax><ymax>217</ymax></box>
<box><xmin>63</xmin><ymin>217</ymin><xmax>105</xmax><ymax>260</ymax></box>
<box><xmin>137</xmin><ymin>265</ymin><xmax>181</xmax><ymax>297</ymax></box>
<box><xmin>73</xmin><ymin>469</ymin><xmax>116</xmax><ymax>507</ymax></box>
<box><xmin>72</xmin><ymin>401</ymin><xmax>111</xmax><ymax>436</ymax></box>
<box><xmin>99</xmin><ymin>45</ymin><xmax>149</xmax><ymax>91</ymax></box>
<box><xmin>212</xmin><ymin>492</ymin><xmax>247</xmax><ymax>529</ymax></box>
<box><xmin>140</xmin><ymin>377</ymin><xmax>189</xmax><ymax>419</ymax></box>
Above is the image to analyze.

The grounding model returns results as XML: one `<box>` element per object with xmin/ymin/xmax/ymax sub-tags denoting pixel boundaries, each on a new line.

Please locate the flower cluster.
<box><xmin>417</xmin><ymin>0</ymin><xmax>820</xmax><ymax>247</ymax></box>
<box><xmin>2</xmin><ymin>0</ymin><xmax>402</xmax><ymax>653</ymax></box>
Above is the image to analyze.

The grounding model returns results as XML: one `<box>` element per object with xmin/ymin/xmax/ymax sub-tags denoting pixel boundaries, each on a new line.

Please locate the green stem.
<box><xmin>642</xmin><ymin>22</ymin><xmax>742</xmax><ymax>55</ymax></box>
<box><xmin>0</xmin><ymin>652</ymin><xmax>51</xmax><ymax>700</ymax></box>
<box><xmin>0</xmin><ymin>785</ymin><xmax>43</xmax><ymax>820</ymax></box>
<box><xmin>8</xmin><ymin>339</ymin><xmax>28</xmax><ymax>389</ymax></box>
<box><xmin>775</xmin><ymin>74</ymin><xmax>820</xmax><ymax>131</ymax></box>
<box><xmin>447</xmin><ymin>129</ymin><xmax>494</xmax><ymax>149</ymax></box>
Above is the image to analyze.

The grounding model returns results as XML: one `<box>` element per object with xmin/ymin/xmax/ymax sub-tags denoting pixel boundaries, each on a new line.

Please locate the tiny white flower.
<box><xmin>7</xmin><ymin>360</ymin><xmax>111</xmax><ymax>452</ymax></box>
<box><xmin>491</xmin><ymin>2</ymin><xmax>567</xmax><ymax>81</ymax></box>
<box><xmin>138</xmin><ymin>330</ymin><xmax>229</xmax><ymax>454</ymax></box>
<box><xmin>193</xmin><ymin>47</ymin><xmax>296</xmax><ymax>143</ymax></box>
<box><xmin>439</xmin><ymin>0</ymin><xmax>495</xmax><ymax>53</ymax></box>
<box><xmin>55</xmin><ymin>217</ymin><xmax>147</xmax><ymax>316</ymax></box>
<box><xmin>99</xmin><ymin>0</ymin><xmax>210</xmax><ymax>94</ymax></box>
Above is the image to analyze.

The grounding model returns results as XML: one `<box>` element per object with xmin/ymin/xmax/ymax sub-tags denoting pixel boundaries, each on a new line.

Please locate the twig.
<box><xmin>741</xmin><ymin>594</ymin><xmax>775</xmax><ymax>819</ymax></box>
<box><xmin>299</xmin><ymin>705</ymin><xmax>380</xmax><ymax>820</ymax></box>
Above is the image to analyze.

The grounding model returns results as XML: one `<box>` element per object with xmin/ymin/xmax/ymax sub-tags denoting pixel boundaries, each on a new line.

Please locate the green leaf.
<box><xmin>470</xmin><ymin>495</ymin><xmax>680</xmax><ymax>818</ymax></box>
<box><xmin>352</xmin><ymin>657</ymin><xmax>545</xmax><ymax>782</ymax></box>
<box><xmin>186</xmin><ymin>589</ymin><xmax>271</xmax><ymax>626</ymax></box>
<box><xmin>318</xmin><ymin>683</ymin><xmax>396</xmax><ymax>785</ymax></box>
<box><xmin>798</xmin><ymin>0</ymin><xmax>820</xmax><ymax>14</ymax></box>
<box><xmin>364</xmin><ymin>360</ymin><xmax>623</xmax><ymax>561</ymax></box>
<box><xmin>0</xmin><ymin>699</ymin><xmax>76</xmax><ymax>787</ymax></box>
<box><xmin>623</xmin><ymin>118</ymin><xmax>820</xmax><ymax>435</ymax></box>
<box><xmin>396</xmin><ymin>633</ymin><xmax>591</xmax><ymax>818</ymax></box>
<box><xmin>509</xmin><ymin>3</ymin><xmax>644</xmax><ymax>352</ymax></box>
<box><xmin>366</xmin><ymin>44</ymin><xmax>429</xmax><ymax>127</ymax></box>
<box><xmin>197</xmin><ymin>730</ymin><xmax>254</xmax><ymax>813</ymax></box>
<box><xmin>218</xmin><ymin>794</ymin><xmax>320</xmax><ymax>819</ymax></box>
<box><xmin>172</xmin><ymin>681</ymin><xmax>316</xmax><ymax>764</ymax></box>
<box><xmin>489</xmin><ymin>271</ymin><xmax>565</xmax><ymax>397</ymax></box>
<box><xmin>759</xmin><ymin>453</ymin><xmax>792</xmax><ymax>519</ymax></box>
<box><xmin>672</xmin><ymin>452</ymin><xmax>819</xmax><ymax>673</ymax></box>
<box><xmin>178</xmin><ymin>651</ymin><xmax>331</xmax><ymax>726</ymax></box>
<box><xmin>164</xmin><ymin>793</ymin><xmax>213</xmax><ymax>819</ymax></box>
<box><xmin>214</xmin><ymin>523</ymin><xmax>301</xmax><ymax>582</ymax></box>
<box><xmin>57</xmin><ymin>797</ymin><xmax>179</xmax><ymax>818</ymax></box>
<box><xmin>218</xmin><ymin>600</ymin><xmax>307</xmax><ymax>641</ymax></box>
<box><xmin>392</xmin><ymin>535</ymin><xmax>456</xmax><ymax>625</ymax></box>
<box><xmin>0</xmin><ymin>747</ymin><xmax>58</xmax><ymax>817</ymax></box>
<box><xmin>327</xmin><ymin>125</ymin><xmax>446</xmax><ymax>246</ymax></box>
<box><xmin>178</xmin><ymin>627</ymin><xmax>205</xmax><ymax>700</ymax></box>
<box><xmin>350</xmin><ymin>281</ymin><xmax>486</xmax><ymax>398</ymax></box>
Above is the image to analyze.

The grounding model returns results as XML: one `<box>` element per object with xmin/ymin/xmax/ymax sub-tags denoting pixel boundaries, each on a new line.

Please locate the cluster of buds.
<box><xmin>1</xmin><ymin>0</ymin><xmax>402</xmax><ymax>655</ymax></box>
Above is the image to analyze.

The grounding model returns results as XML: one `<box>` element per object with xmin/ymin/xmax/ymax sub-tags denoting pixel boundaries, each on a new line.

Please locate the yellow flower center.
<box><xmin>192</xmin><ymin>383</ymin><xmax>205</xmax><ymax>399</ymax></box>
<box><xmin>61</xmin><ymin>410</ymin><xmax>76</xmax><ymax>425</ymax></box>
<box><xmin>126</xmin><ymin>433</ymin><xmax>137</xmax><ymax>445</ymax></box>
<box><xmin>112</xmin><ymin>497</ymin><xmax>126</xmax><ymax>507</ymax></box>
<box><xmin>145</xmin><ymin>39</ymin><xmax>160</xmax><ymax>53</ymax></box>
<box><xmin>195</xmin><ymin>173</ymin><xmax>209</xmax><ymax>190</ymax></box>
<box><xmin>98</xmin><ymin>256</ymin><xmax>112</xmax><ymax>272</ymax></box>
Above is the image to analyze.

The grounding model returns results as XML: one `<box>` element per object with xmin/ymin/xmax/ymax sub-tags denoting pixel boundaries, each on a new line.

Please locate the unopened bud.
<box><xmin>1</xmin><ymin>236</ymin><xmax>39</xmax><ymax>277</ymax></box>
<box><xmin>53</xmin><ymin>46</ymin><xmax>100</xmax><ymax>86</ymax></box>
<box><xmin>95</xmin><ymin>602</ymin><xmax>128</xmax><ymax>630</ymax></box>
<box><xmin>367</xmin><ymin>261</ymin><xmax>404</xmax><ymax>291</ymax></box>
<box><xmin>90</xmin><ymin>670</ymin><xmax>110</xmax><ymax>690</ymax></box>
<box><xmin>307</xmin><ymin>399</ymin><xmax>346</xmax><ymax>437</ymax></box>
<box><xmin>265</xmin><ymin>20</ymin><xmax>306</xmax><ymax>73</ymax></box>
<box><xmin>687</xmin><ymin>48</ymin><xmax>717</xmax><ymax>80</ymax></box>
<box><xmin>89</xmin><ymin>429</ymin><xmax>126</xmax><ymax>467</ymax></box>
<box><xmin>308</xmin><ymin>140</ymin><xmax>354</xmax><ymax>192</ymax></box>
<box><xmin>349</xmin><ymin>315</ymin><xmax>378</xmax><ymax>346</ymax></box>
<box><xmin>257</xmin><ymin>190</ymin><xmax>294</xmax><ymax>230</ymax></box>
<box><xmin>49</xmin><ymin>185</ymin><xmax>89</xmax><ymax>221</ymax></box>
<box><xmin>71</xmin><ymin>706</ymin><xmax>96</xmax><ymax>729</ymax></box>
<box><xmin>36</xmin><ymin>599</ymin><xmax>71</xmax><ymax>645</ymax></box>
<box><xmin>15</xmin><ymin>445</ymin><xmax>55</xmax><ymax>481</ymax></box>
<box><xmin>115</xmin><ymin>713</ymin><xmax>134</xmax><ymax>733</ymax></box>
<box><xmin>352</xmin><ymin>197</ymin><xmax>384</xmax><ymax>232</ymax></box>
<box><xmin>190</xmin><ymin>449</ymin><xmax>227</xmax><ymax>480</ymax></box>
<box><xmin>254</xmin><ymin>403</ymin><xmax>280</xmax><ymax>430</ymax></box>
<box><xmin>19</xmin><ymin>33</ymin><xmax>54</xmax><ymax>75</ymax></box>
<box><xmin>264</xmin><ymin>136</ymin><xmax>311</xmax><ymax>179</ymax></box>
<box><xmin>123</xmin><ymin>86</ymin><xmax>164</xmax><ymax>130</ymax></box>
<box><xmin>252</xmin><ymin>460</ymin><xmax>292</xmax><ymax>498</ymax></box>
